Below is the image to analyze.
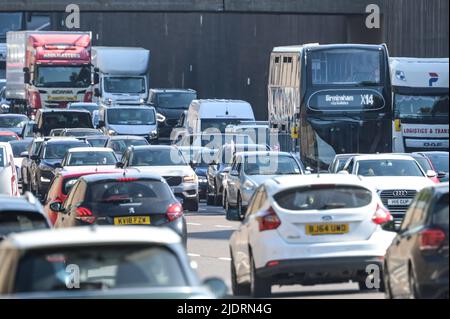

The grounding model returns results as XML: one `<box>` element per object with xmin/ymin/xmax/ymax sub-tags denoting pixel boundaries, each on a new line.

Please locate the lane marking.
<box><xmin>187</xmin><ymin>222</ymin><xmax>202</xmax><ymax>226</ymax></box>
<box><xmin>218</xmin><ymin>257</ymin><xmax>231</xmax><ymax>261</ymax></box>
<box><xmin>188</xmin><ymin>253</ymin><xmax>201</xmax><ymax>257</ymax></box>
<box><xmin>214</xmin><ymin>225</ymin><xmax>233</xmax><ymax>228</ymax></box>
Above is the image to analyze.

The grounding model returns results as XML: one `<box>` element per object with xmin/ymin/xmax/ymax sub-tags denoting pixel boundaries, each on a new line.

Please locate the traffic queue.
<box><xmin>0</xmin><ymin>31</ymin><xmax>448</xmax><ymax>299</ymax></box>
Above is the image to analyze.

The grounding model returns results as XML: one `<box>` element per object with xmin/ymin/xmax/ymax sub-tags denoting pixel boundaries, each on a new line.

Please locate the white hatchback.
<box><xmin>229</xmin><ymin>174</ymin><xmax>396</xmax><ymax>297</ymax></box>
<box><xmin>0</xmin><ymin>142</ymin><xmax>19</xmax><ymax>196</ymax></box>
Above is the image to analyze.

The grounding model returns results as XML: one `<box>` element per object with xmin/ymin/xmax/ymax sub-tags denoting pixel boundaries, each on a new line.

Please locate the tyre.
<box><xmin>206</xmin><ymin>194</ymin><xmax>215</xmax><ymax>206</ymax></box>
<box><xmin>408</xmin><ymin>266</ymin><xmax>420</xmax><ymax>299</ymax></box>
<box><xmin>250</xmin><ymin>254</ymin><xmax>271</xmax><ymax>298</ymax></box>
<box><xmin>231</xmin><ymin>253</ymin><xmax>250</xmax><ymax>296</ymax></box>
<box><xmin>184</xmin><ymin>198</ymin><xmax>199</xmax><ymax>212</ymax></box>
<box><xmin>222</xmin><ymin>191</ymin><xmax>227</xmax><ymax>209</ymax></box>
<box><xmin>237</xmin><ymin>193</ymin><xmax>246</xmax><ymax>217</ymax></box>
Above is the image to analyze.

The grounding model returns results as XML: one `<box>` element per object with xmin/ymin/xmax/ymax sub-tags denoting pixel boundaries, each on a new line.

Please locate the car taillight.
<box><xmin>372</xmin><ymin>203</ymin><xmax>393</xmax><ymax>225</ymax></box>
<box><xmin>420</xmin><ymin>228</ymin><xmax>446</xmax><ymax>250</ymax></box>
<box><xmin>75</xmin><ymin>207</ymin><xmax>96</xmax><ymax>224</ymax></box>
<box><xmin>84</xmin><ymin>91</ymin><xmax>93</xmax><ymax>102</ymax></box>
<box><xmin>256</xmin><ymin>207</ymin><xmax>281</xmax><ymax>232</ymax></box>
<box><xmin>166</xmin><ymin>202</ymin><xmax>183</xmax><ymax>222</ymax></box>
<box><xmin>30</xmin><ymin>91</ymin><xmax>42</xmax><ymax>109</ymax></box>
<box><xmin>117</xmin><ymin>177</ymin><xmax>138</xmax><ymax>182</ymax></box>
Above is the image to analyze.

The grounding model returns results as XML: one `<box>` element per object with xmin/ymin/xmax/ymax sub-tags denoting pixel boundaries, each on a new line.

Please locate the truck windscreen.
<box><xmin>309</xmin><ymin>49</ymin><xmax>382</xmax><ymax>85</ymax></box>
<box><xmin>35</xmin><ymin>65</ymin><xmax>91</xmax><ymax>88</ymax></box>
<box><xmin>394</xmin><ymin>94</ymin><xmax>449</xmax><ymax>119</ymax></box>
<box><xmin>104</xmin><ymin>77</ymin><xmax>145</xmax><ymax>94</ymax></box>
<box><xmin>107</xmin><ymin>108</ymin><xmax>155</xmax><ymax>125</ymax></box>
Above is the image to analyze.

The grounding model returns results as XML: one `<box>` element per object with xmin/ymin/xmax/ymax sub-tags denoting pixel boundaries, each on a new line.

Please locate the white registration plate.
<box><xmin>388</xmin><ymin>198</ymin><xmax>412</xmax><ymax>206</ymax></box>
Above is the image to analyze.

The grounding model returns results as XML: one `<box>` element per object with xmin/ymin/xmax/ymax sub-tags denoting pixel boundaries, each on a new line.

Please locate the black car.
<box><xmin>0</xmin><ymin>114</ymin><xmax>28</xmax><ymax>136</ymax></box>
<box><xmin>105</xmin><ymin>135</ymin><xmax>149</xmax><ymax>161</ymax></box>
<box><xmin>384</xmin><ymin>183</ymin><xmax>449</xmax><ymax>299</ymax></box>
<box><xmin>207</xmin><ymin>143</ymin><xmax>269</xmax><ymax>206</ymax></box>
<box><xmin>148</xmin><ymin>89</ymin><xmax>197</xmax><ymax>138</ymax></box>
<box><xmin>51</xmin><ymin>172</ymin><xmax>187</xmax><ymax>245</ymax></box>
<box><xmin>30</xmin><ymin>138</ymin><xmax>89</xmax><ymax>198</ymax></box>
<box><xmin>21</xmin><ymin>138</ymin><xmax>44</xmax><ymax>192</ymax></box>
<box><xmin>33</xmin><ymin>109</ymin><xmax>94</xmax><ymax>137</ymax></box>
<box><xmin>193</xmin><ymin>148</ymin><xmax>218</xmax><ymax>200</ymax></box>
<box><xmin>0</xmin><ymin>193</ymin><xmax>50</xmax><ymax>242</ymax></box>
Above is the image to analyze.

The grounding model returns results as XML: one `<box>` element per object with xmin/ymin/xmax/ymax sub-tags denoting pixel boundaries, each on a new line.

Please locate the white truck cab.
<box><xmin>91</xmin><ymin>47</ymin><xmax>150</xmax><ymax>106</ymax></box>
<box><xmin>390</xmin><ymin>58</ymin><xmax>449</xmax><ymax>152</ymax></box>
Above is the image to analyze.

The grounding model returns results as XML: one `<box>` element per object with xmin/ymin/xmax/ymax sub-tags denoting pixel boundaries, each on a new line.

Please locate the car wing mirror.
<box><xmin>437</xmin><ymin>171</ymin><xmax>447</xmax><ymax>178</ymax></box>
<box><xmin>49</xmin><ymin>201</ymin><xmax>65</xmax><ymax>213</ymax></box>
<box><xmin>116</xmin><ymin>162</ymin><xmax>124</xmax><ymax>168</ymax></box>
<box><xmin>20</xmin><ymin>151</ymin><xmax>29</xmax><ymax>158</ymax></box>
<box><xmin>426</xmin><ymin>170</ymin><xmax>437</xmax><ymax>178</ymax></box>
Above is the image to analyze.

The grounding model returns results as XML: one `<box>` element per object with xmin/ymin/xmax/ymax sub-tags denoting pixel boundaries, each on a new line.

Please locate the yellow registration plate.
<box><xmin>47</xmin><ymin>96</ymin><xmax>77</xmax><ymax>101</ymax></box>
<box><xmin>306</xmin><ymin>223</ymin><xmax>349</xmax><ymax>235</ymax></box>
<box><xmin>114</xmin><ymin>216</ymin><xmax>151</xmax><ymax>225</ymax></box>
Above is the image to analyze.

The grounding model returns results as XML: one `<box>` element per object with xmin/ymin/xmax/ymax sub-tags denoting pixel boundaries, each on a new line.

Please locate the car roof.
<box><xmin>67</xmin><ymin>147</ymin><xmax>113</xmax><ymax>153</ymax></box>
<box><xmin>80</xmin><ymin>171</ymin><xmax>164</xmax><ymax>183</ymax></box>
<box><xmin>235</xmin><ymin>151</ymin><xmax>294</xmax><ymax>158</ymax></box>
<box><xmin>108</xmin><ymin>135</ymin><xmax>147</xmax><ymax>140</ymax></box>
<box><xmin>132</xmin><ymin>145</ymin><xmax>177</xmax><ymax>151</ymax></box>
<box><xmin>0</xmin><ymin>194</ymin><xmax>44</xmax><ymax>215</ymax></box>
<box><xmin>63</xmin><ymin>128</ymin><xmax>100</xmax><ymax>132</ymax></box>
<box><xmin>265</xmin><ymin>174</ymin><xmax>372</xmax><ymax>195</ymax></box>
<box><xmin>44</xmin><ymin>138</ymin><xmax>86</xmax><ymax>145</ymax></box>
<box><xmin>105</xmin><ymin>105</ymin><xmax>155</xmax><ymax>110</ymax></box>
<box><xmin>39</xmin><ymin>109</ymin><xmax>90</xmax><ymax>114</ymax></box>
<box><xmin>222</xmin><ymin>143</ymin><xmax>267</xmax><ymax>150</ymax></box>
<box><xmin>2</xmin><ymin>226</ymin><xmax>181</xmax><ymax>250</ymax></box>
<box><xmin>0</xmin><ymin>131</ymin><xmax>17</xmax><ymax>136</ymax></box>
<box><xmin>57</xmin><ymin>169</ymin><xmax>123</xmax><ymax>179</ymax></box>
<box><xmin>352</xmin><ymin>154</ymin><xmax>415</xmax><ymax>161</ymax></box>
<box><xmin>0</xmin><ymin>114</ymin><xmax>28</xmax><ymax>118</ymax></box>
<box><xmin>150</xmin><ymin>88</ymin><xmax>196</xmax><ymax>93</ymax></box>
<box><xmin>416</xmin><ymin>151</ymin><xmax>449</xmax><ymax>156</ymax></box>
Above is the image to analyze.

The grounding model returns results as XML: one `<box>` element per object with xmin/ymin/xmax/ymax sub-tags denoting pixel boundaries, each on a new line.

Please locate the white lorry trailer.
<box><xmin>91</xmin><ymin>47</ymin><xmax>150</xmax><ymax>106</ymax></box>
<box><xmin>390</xmin><ymin>58</ymin><xmax>449</xmax><ymax>152</ymax></box>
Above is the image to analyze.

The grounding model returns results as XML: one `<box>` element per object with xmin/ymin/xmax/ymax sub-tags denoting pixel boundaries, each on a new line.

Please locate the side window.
<box><xmin>409</xmin><ymin>190</ymin><xmax>432</xmax><ymax>228</ymax></box>
<box><xmin>71</xmin><ymin>181</ymin><xmax>87</xmax><ymax>205</ymax></box>
<box><xmin>346</xmin><ymin>159</ymin><xmax>354</xmax><ymax>173</ymax></box>
<box><xmin>64</xmin><ymin>181</ymin><xmax>80</xmax><ymax>208</ymax></box>
<box><xmin>122</xmin><ymin>150</ymin><xmax>130</xmax><ymax>166</ymax></box>
<box><xmin>246</xmin><ymin>188</ymin><xmax>261</xmax><ymax>218</ymax></box>
<box><xmin>46</xmin><ymin>176</ymin><xmax>61</xmax><ymax>201</ymax></box>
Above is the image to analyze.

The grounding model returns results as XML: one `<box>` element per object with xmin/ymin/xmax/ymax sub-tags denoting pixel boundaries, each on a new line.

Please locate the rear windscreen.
<box><xmin>43</xmin><ymin>113</ymin><xmax>92</xmax><ymax>134</ymax></box>
<box><xmin>433</xmin><ymin>193</ymin><xmax>449</xmax><ymax>227</ymax></box>
<box><xmin>274</xmin><ymin>185</ymin><xmax>372</xmax><ymax>211</ymax></box>
<box><xmin>0</xmin><ymin>213</ymin><xmax>49</xmax><ymax>238</ymax></box>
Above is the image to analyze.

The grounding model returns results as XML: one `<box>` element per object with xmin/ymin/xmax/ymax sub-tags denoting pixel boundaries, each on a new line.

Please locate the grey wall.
<box><xmin>1</xmin><ymin>0</ymin><xmax>448</xmax><ymax>119</ymax></box>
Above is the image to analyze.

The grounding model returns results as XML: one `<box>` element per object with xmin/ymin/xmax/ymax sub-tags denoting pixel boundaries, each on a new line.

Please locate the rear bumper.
<box><xmin>256</xmin><ymin>256</ymin><xmax>383</xmax><ymax>285</ymax></box>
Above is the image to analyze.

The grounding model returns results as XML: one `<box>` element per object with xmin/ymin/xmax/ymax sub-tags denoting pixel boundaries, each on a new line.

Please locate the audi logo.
<box><xmin>392</xmin><ymin>190</ymin><xmax>408</xmax><ymax>197</ymax></box>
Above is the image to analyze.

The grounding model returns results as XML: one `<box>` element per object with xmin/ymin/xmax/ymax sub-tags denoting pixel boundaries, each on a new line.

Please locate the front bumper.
<box><xmin>171</xmin><ymin>182</ymin><xmax>198</xmax><ymax>201</ymax></box>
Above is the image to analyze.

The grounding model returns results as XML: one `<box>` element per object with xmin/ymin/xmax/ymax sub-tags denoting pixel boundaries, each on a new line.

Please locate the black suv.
<box><xmin>34</xmin><ymin>109</ymin><xmax>94</xmax><ymax>137</ymax></box>
<box><xmin>30</xmin><ymin>138</ymin><xmax>89</xmax><ymax>198</ymax></box>
<box><xmin>0</xmin><ymin>193</ymin><xmax>50</xmax><ymax>242</ymax></box>
<box><xmin>384</xmin><ymin>182</ymin><xmax>449</xmax><ymax>299</ymax></box>
<box><xmin>148</xmin><ymin>89</ymin><xmax>197</xmax><ymax>138</ymax></box>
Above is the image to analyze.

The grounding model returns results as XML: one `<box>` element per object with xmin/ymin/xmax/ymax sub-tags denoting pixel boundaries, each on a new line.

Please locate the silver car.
<box><xmin>224</xmin><ymin>151</ymin><xmax>304</xmax><ymax>219</ymax></box>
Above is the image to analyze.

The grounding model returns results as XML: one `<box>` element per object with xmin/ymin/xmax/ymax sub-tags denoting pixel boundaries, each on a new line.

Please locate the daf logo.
<box><xmin>128</xmin><ymin>207</ymin><xmax>136</xmax><ymax>214</ymax></box>
<box><xmin>392</xmin><ymin>190</ymin><xmax>408</xmax><ymax>197</ymax></box>
<box><xmin>322</xmin><ymin>215</ymin><xmax>333</xmax><ymax>221</ymax></box>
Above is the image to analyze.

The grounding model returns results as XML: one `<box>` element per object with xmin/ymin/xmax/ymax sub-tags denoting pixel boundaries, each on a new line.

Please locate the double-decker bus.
<box><xmin>390</xmin><ymin>58</ymin><xmax>449</xmax><ymax>152</ymax></box>
<box><xmin>268</xmin><ymin>43</ymin><xmax>392</xmax><ymax>171</ymax></box>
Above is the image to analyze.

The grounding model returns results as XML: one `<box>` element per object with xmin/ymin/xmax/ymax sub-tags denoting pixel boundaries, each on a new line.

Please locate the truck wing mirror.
<box><xmin>94</xmin><ymin>88</ymin><xmax>101</xmax><ymax>97</ymax></box>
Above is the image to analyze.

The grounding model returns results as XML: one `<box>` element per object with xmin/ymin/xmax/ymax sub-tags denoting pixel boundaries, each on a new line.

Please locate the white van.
<box><xmin>0</xmin><ymin>142</ymin><xmax>20</xmax><ymax>197</ymax></box>
<box><xmin>186</xmin><ymin>99</ymin><xmax>255</xmax><ymax>135</ymax></box>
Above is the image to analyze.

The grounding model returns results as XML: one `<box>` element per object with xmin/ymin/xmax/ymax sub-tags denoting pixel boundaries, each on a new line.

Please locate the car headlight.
<box><xmin>198</xmin><ymin>176</ymin><xmax>207</xmax><ymax>183</ymax></box>
<box><xmin>39</xmin><ymin>164</ymin><xmax>53</xmax><ymax>172</ymax></box>
<box><xmin>183</xmin><ymin>175</ymin><xmax>197</xmax><ymax>183</ymax></box>
<box><xmin>150</xmin><ymin>130</ymin><xmax>158</xmax><ymax>138</ymax></box>
<box><xmin>108</xmin><ymin>129</ymin><xmax>117</xmax><ymax>136</ymax></box>
<box><xmin>243</xmin><ymin>180</ymin><xmax>256</xmax><ymax>191</ymax></box>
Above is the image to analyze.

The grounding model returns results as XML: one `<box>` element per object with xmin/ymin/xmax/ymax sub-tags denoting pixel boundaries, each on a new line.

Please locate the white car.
<box><xmin>59</xmin><ymin>147</ymin><xmax>119</xmax><ymax>173</ymax></box>
<box><xmin>119</xmin><ymin>145</ymin><xmax>199</xmax><ymax>212</ymax></box>
<box><xmin>229</xmin><ymin>174</ymin><xmax>396</xmax><ymax>297</ymax></box>
<box><xmin>342</xmin><ymin>154</ymin><xmax>436</xmax><ymax>226</ymax></box>
<box><xmin>0</xmin><ymin>142</ymin><xmax>19</xmax><ymax>196</ymax></box>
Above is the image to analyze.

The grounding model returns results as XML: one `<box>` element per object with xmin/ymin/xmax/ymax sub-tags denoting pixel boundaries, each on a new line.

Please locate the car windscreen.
<box><xmin>201</xmin><ymin>119</ymin><xmax>254</xmax><ymax>134</ymax></box>
<box><xmin>104</xmin><ymin>77</ymin><xmax>145</xmax><ymax>94</ymax></box>
<box><xmin>10</xmin><ymin>141</ymin><xmax>31</xmax><ymax>157</ymax></box>
<box><xmin>86</xmin><ymin>138</ymin><xmax>108</xmax><ymax>148</ymax></box>
<box><xmin>107</xmin><ymin>108</ymin><xmax>155</xmax><ymax>125</ymax></box>
<box><xmin>86</xmin><ymin>180</ymin><xmax>173</xmax><ymax>204</ymax></box>
<box><xmin>14</xmin><ymin>245</ymin><xmax>187</xmax><ymax>293</ymax></box>
<box><xmin>42</xmin><ymin>112</ymin><xmax>93</xmax><ymax>134</ymax></box>
<box><xmin>221</xmin><ymin>145</ymin><xmax>268</xmax><ymax>164</ymax></box>
<box><xmin>43</xmin><ymin>143</ymin><xmax>87</xmax><ymax>160</ymax></box>
<box><xmin>156</xmin><ymin>93</ymin><xmax>196</xmax><ymax>109</ymax></box>
<box><xmin>130</xmin><ymin>149</ymin><xmax>186</xmax><ymax>166</ymax></box>
<box><xmin>426</xmin><ymin>153</ymin><xmax>449</xmax><ymax>173</ymax></box>
<box><xmin>274</xmin><ymin>185</ymin><xmax>372</xmax><ymax>211</ymax></box>
<box><xmin>244</xmin><ymin>155</ymin><xmax>301</xmax><ymax>175</ymax></box>
<box><xmin>109</xmin><ymin>139</ymin><xmax>148</xmax><ymax>154</ymax></box>
<box><xmin>0</xmin><ymin>213</ymin><xmax>48</xmax><ymax>239</ymax></box>
<box><xmin>0</xmin><ymin>116</ymin><xmax>27</xmax><ymax>128</ymax></box>
<box><xmin>433</xmin><ymin>193</ymin><xmax>449</xmax><ymax>228</ymax></box>
<box><xmin>356</xmin><ymin>159</ymin><xmax>424</xmax><ymax>177</ymax></box>
<box><xmin>66</xmin><ymin>152</ymin><xmax>117</xmax><ymax>166</ymax></box>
